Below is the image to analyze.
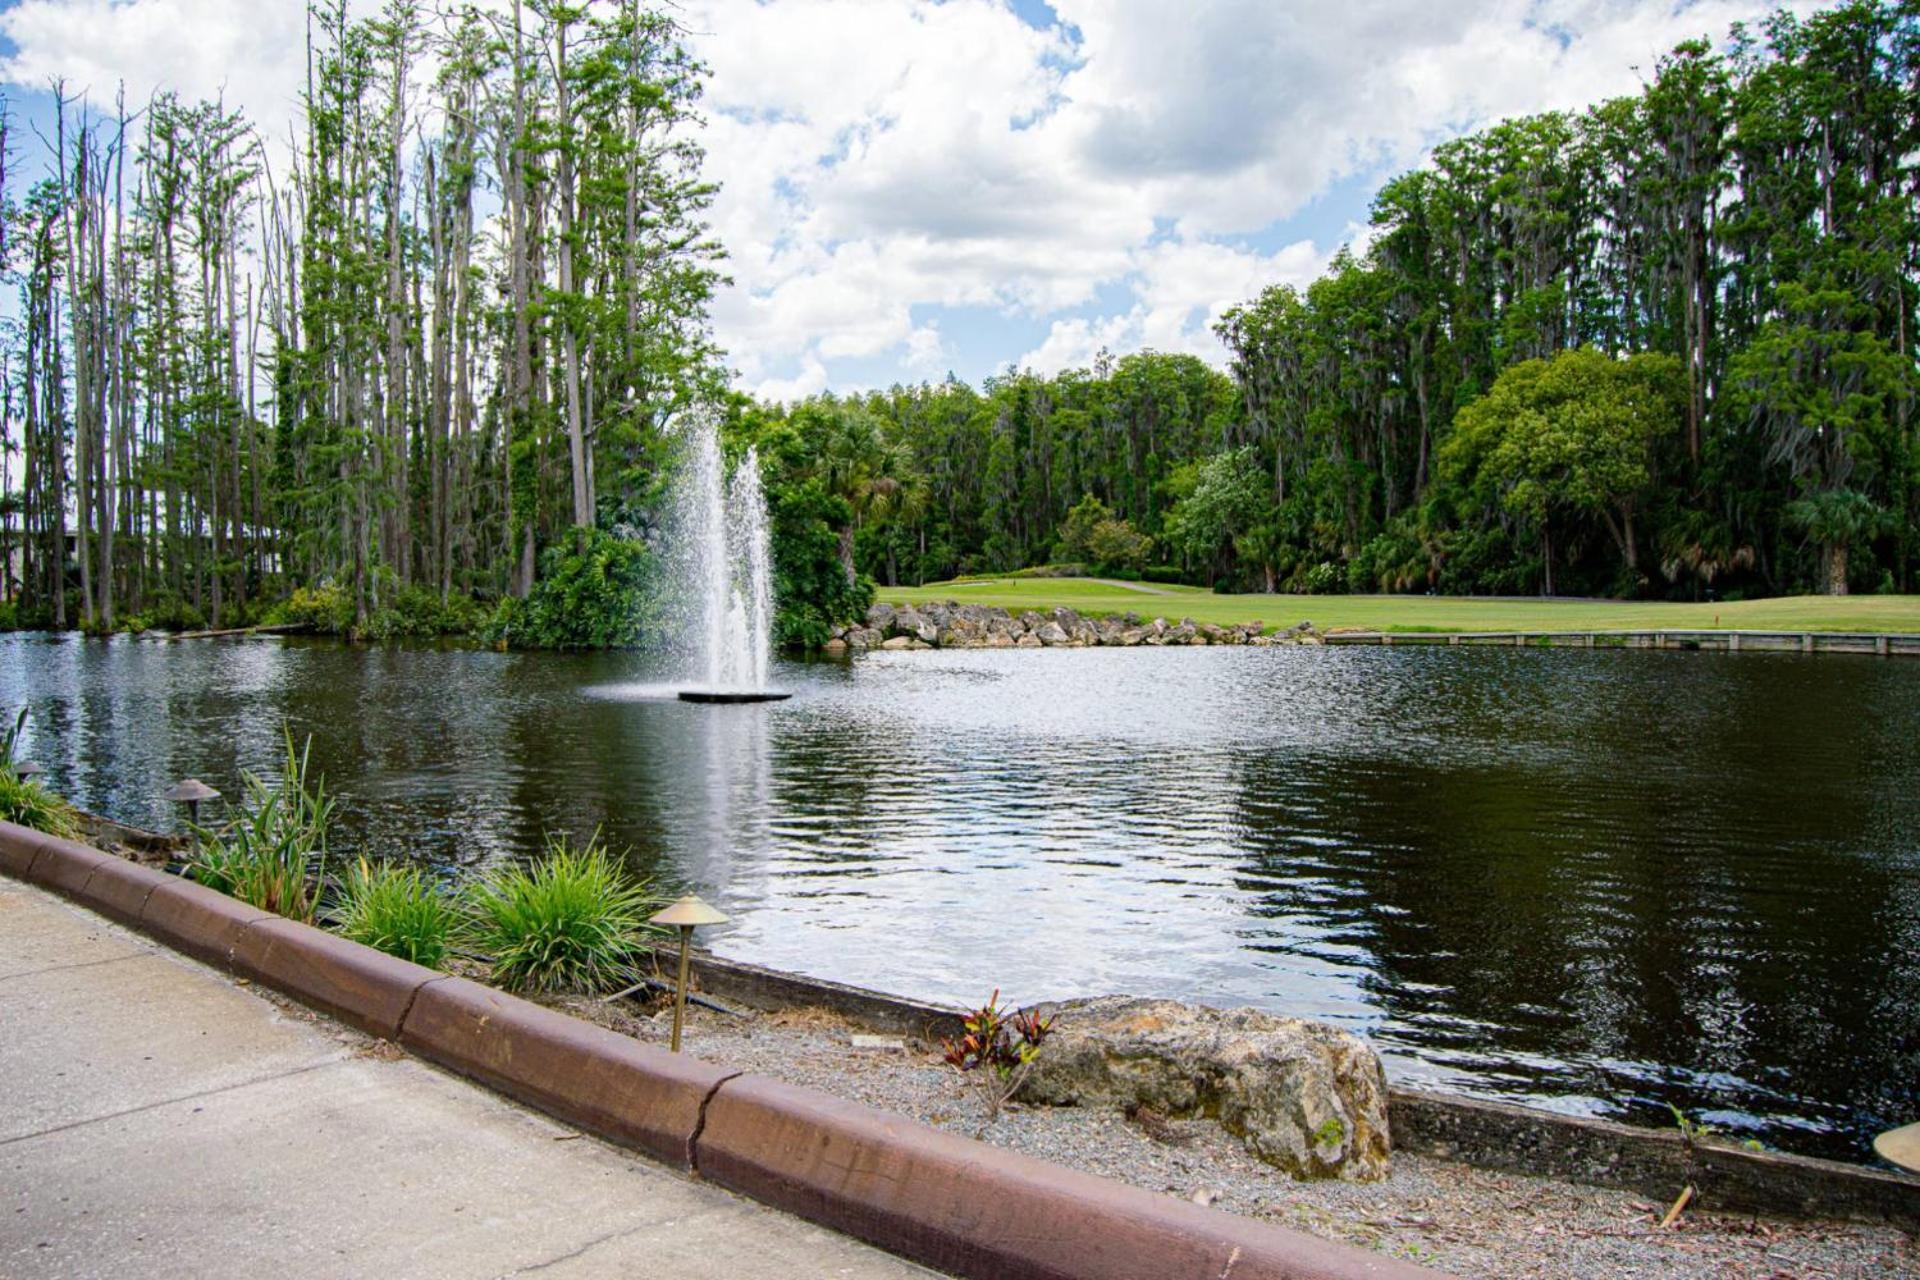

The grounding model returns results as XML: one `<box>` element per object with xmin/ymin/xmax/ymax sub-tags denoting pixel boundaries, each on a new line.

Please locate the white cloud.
<box><xmin>1</xmin><ymin>0</ymin><xmax>1815</xmax><ymax>399</ymax></box>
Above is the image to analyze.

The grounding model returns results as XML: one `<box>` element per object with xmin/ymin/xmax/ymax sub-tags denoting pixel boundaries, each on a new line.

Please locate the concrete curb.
<box><xmin>231</xmin><ymin>917</ymin><xmax>442</xmax><ymax>1039</ymax></box>
<box><xmin>0</xmin><ymin>820</ymin><xmax>1451</xmax><ymax>1280</ymax></box>
<box><xmin>400</xmin><ymin>975</ymin><xmax>735</xmax><ymax>1170</ymax></box>
<box><xmin>697</xmin><ymin>1072</ymin><xmax>1434</xmax><ymax>1280</ymax></box>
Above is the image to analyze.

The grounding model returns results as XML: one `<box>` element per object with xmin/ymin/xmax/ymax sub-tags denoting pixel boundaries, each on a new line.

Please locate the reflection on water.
<box><xmin>5</xmin><ymin>631</ymin><xmax>1918</xmax><ymax>1161</ymax></box>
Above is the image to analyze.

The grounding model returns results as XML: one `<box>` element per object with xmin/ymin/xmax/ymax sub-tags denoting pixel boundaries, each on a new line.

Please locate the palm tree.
<box><xmin>1786</xmin><ymin>488</ymin><xmax>1886</xmax><ymax>596</ymax></box>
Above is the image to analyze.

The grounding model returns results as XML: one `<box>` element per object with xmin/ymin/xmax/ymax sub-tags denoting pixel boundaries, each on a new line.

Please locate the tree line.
<box><xmin>0</xmin><ymin>0</ymin><xmax>738</xmax><ymax>638</ymax></box>
<box><xmin>2</xmin><ymin>1</ymin><xmax>1915</xmax><ymax>652</ymax></box>
<box><xmin>773</xmin><ymin>1</ymin><xmax>1919</xmax><ymax>602</ymax></box>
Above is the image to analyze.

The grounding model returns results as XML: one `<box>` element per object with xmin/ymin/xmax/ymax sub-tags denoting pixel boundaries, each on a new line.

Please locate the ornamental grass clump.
<box><xmin>0</xmin><ymin>708</ymin><xmax>80</xmax><ymax>840</ymax></box>
<box><xmin>464</xmin><ymin>834</ymin><xmax>656</xmax><ymax>994</ymax></box>
<box><xmin>0</xmin><ymin>772</ymin><xmax>82</xmax><ymax>840</ymax></box>
<box><xmin>187</xmin><ymin>730</ymin><xmax>331</xmax><ymax>922</ymax></box>
<box><xmin>330</xmin><ymin>858</ymin><xmax>460</xmax><ymax>968</ymax></box>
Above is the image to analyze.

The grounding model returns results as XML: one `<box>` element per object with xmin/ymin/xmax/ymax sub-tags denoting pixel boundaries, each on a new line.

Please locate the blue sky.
<box><xmin>0</xmin><ymin>0</ymin><xmax>1811</xmax><ymax>399</ymax></box>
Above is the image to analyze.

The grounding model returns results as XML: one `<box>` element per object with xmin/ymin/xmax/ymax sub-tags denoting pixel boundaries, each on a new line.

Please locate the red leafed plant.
<box><xmin>941</xmin><ymin>990</ymin><xmax>1055</xmax><ymax>1124</ymax></box>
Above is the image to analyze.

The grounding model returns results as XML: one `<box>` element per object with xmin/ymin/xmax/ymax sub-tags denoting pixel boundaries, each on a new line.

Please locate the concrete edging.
<box><xmin>0</xmin><ymin>819</ymin><xmax>1446</xmax><ymax>1280</ymax></box>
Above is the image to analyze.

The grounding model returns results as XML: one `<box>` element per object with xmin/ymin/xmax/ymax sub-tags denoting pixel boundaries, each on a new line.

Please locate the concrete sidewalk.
<box><xmin>0</xmin><ymin>878</ymin><xmax>933</xmax><ymax>1279</ymax></box>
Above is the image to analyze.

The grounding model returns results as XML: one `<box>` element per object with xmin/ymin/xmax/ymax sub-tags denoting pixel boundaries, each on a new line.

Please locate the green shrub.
<box><xmin>0</xmin><ymin>774</ymin><xmax>82</xmax><ymax>840</ymax></box>
<box><xmin>187</xmin><ymin>730</ymin><xmax>331</xmax><ymax>922</ymax></box>
<box><xmin>125</xmin><ymin>593</ymin><xmax>207</xmax><ymax>634</ymax></box>
<box><xmin>463</xmin><ymin>833</ymin><xmax>657</xmax><ymax>994</ymax></box>
<box><xmin>362</xmin><ymin>586</ymin><xmax>485</xmax><ymax>643</ymax></box>
<box><xmin>272</xmin><ymin>582</ymin><xmax>355</xmax><ymax>635</ymax></box>
<box><xmin>330</xmin><ymin>858</ymin><xmax>459</xmax><ymax>968</ymax></box>
<box><xmin>483</xmin><ymin>528</ymin><xmax>657</xmax><ymax>650</ymax></box>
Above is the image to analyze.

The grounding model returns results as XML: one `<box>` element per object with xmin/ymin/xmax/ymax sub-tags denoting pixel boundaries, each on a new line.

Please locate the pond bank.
<box><xmin>645</xmin><ymin>942</ymin><xmax>1920</xmax><ymax>1234</ymax></box>
<box><xmin>13</xmin><ymin>817</ymin><xmax>1917</xmax><ymax>1277</ymax></box>
<box><xmin>562</xmin><ymin>985</ymin><xmax>1917</xmax><ymax>1280</ymax></box>
<box><xmin>835</xmin><ymin>600</ymin><xmax>1920</xmax><ymax>656</ymax></box>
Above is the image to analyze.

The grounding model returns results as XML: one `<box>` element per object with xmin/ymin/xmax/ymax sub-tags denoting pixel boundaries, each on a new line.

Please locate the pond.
<box><xmin>5</xmin><ymin>630</ymin><xmax>1916</xmax><ymax>1163</ymax></box>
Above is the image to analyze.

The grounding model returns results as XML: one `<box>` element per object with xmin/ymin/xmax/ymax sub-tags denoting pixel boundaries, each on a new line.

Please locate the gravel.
<box><xmin>554</xmin><ymin>993</ymin><xmax>1917</xmax><ymax>1280</ymax></box>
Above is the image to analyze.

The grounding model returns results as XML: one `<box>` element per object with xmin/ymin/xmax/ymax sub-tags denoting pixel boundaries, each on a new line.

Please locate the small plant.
<box><xmin>330</xmin><ymin>858</ymin><xmax>459</xmax><ymax>968</ymax></box>
<box><xmin>463</xmin><ymin>832</ymin><xmax>656</xmax><ymax>994</ymax></box>
<box><xmin>941</xmin><ymin>991</ymin><xmax>1054</xmax><ymax>1125</ymax></box>
<box><xmin>1666</xmin><ymin>1102</ymin><xmax>1718</xmax><ymax>1147</ymax></box>
<box><xmin>187</xmin><ymin>729</ymin><xmax>331</xmax><ymax>922</ymax></box>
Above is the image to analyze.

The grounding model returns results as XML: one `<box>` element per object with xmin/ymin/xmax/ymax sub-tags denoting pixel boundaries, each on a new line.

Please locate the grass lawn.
<box><xmin>878</xmin><ymin>577</ymin><xmax>1920</xmax><ymax>635</ymax></box>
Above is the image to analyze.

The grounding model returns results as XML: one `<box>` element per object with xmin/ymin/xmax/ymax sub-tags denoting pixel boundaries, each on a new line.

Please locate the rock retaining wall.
<box><xmin>825</xmin><ymin>601</ymin><xmax>1323</xmax><ymax>651</ymax></box>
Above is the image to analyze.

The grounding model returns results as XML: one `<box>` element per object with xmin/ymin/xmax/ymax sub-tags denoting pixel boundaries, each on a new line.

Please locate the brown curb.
<box><xmin>230</xmin><ymin>918</ymin><xmax>442</xmax><ymax>1039</ymax></box>
<box><xmin>695</xmin><ymin>1074</ymin><xmax>1444</xmax><ymax>1280</ymax></box>
<box><xmin>77</xmin><ymin>856</ymin><xmax>175</xmax><ymax>928</ymax></box>
<box><xmin>0</xmin><ymin>820</ymin><xmax>54</xmax><ymax>878</ymax></box>
<box><xmin>18</xmin><ymin>829</ymin><xmax>115</xmax><ymax>899</ymax></box>
<box><xmin>136</xmin><ymin>874</ymin><xmax>275</xmax><ymax>967</ymax></box>
<box><xmin>399</xmin><ymin>975</ymin><xmax>734</xmax><ymax>1170</ymax></box>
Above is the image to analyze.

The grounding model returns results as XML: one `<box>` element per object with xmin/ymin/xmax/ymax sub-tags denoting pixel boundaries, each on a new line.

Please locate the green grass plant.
<box><xmin>463</xmin><ymin>833</ymin><xmax>657</xmax><ymax>994</ymax></box>
<box><xmin>0</xmin><ymin>772</ymin><xmax>82</xmax><ymax>840</ymax></box>
<box><xmin>330</xmin><ymin>858</ymin><xmax>459</xmax><ymax>968</ymax></box>
<box><xmin>187</xmin><ymin>730</ymin><xmax>331</xmax><ymax>922</ymax></box>
<box><xmin>882</xmin><ymin>578</ymin><xmax>1920</xmax><ymax>635</ymax></box>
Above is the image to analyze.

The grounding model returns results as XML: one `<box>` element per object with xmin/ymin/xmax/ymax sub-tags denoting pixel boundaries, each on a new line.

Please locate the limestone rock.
<box><xmin>822</xmin><ymin>637</ymin><xmax>849</xmax><ymax>654</ymax></box>
<box><xmin>1019</xmin><ymin>996</ymin><xmax>1390</xmax><ymax>1182</ymax></box>
<box><xmin>1035</xmin><ymin>621</ymin><xmax>1071</xmax><ymax>646</ymax></box>
<box><xmin>865</xmin><ymin>602</ymin><xmax>897</xmax><ymax>631</ymax></box>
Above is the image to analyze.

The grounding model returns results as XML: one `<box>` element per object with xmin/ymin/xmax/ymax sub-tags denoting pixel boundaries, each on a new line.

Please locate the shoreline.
<box><xmin>71</xmin><ymin>805</ymin><xmax>1920</xmax><ymax>1214</ymax></box>
<box><xmin>11</xmin><ymin>816</ymin><xmax>1918</xmax><ymax>1277</ymax></box>
<box><xmin>833</xmin><ymin>599</ymin><xmax>1920</xmax><ymax>657</ymax></box>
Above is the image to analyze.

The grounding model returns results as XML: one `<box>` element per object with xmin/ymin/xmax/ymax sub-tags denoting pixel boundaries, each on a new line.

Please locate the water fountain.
<box><xmin>669</xmin><ymin>409</ymin><xmax>789</xmax><ymax>704</ymax></box>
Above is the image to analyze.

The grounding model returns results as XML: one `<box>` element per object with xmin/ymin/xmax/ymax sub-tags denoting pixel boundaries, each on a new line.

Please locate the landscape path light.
<box><xmin>649</xmin><ymin>895</ymin><xmax>728</xmax><ymax>1053</ymax></box>
<box><xmin>13</xmin><ymin>761</ymin><xmax>44</xmax><ymax>781</ymax></box>
<box><xmin>1876</xmin><ymin>1121</ymin><xmax>1920</xmax><ymax>1174</ymax></box>
<box><xmin>163</xmin><ymin>778</ymin><xmax>221</xmax><ymax>826</ymax></box>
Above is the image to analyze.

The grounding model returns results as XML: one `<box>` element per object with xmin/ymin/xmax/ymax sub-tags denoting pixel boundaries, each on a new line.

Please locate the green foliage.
<box><xmin>0</xmin><ymin>774</ymin><xmax>82</xmax><ymax>840</ymax></box>
<box><xmin>1162</xmin><ymin>449</ymin><xmax>1271</xmax><ymax>584</ymax></box>
<box><xmin>362</xmin><ymin>587</ymin><xmax>486</xmax><ymax>643</ymax></box>
<box><xmin>329</xmin><ymin>858</ymin><xmax>459</xmax><ymax>969</ymax></box>
<box><xmin>728</xmin><ymin>403</ymin><xmax>877</xmax><ymax>647</ymax></box>
<box><xmin>485</xmin><ymin>528</ymin><xmax>657</xmax><ymax>650</ymax></box>
<box><xmin>463</xmin><ymin>833</ymin><xmax>658</xmax><ymax>995</ymax></box>
<box><xmin>125</xmin><ymin>594</ymin><xmax>209</xmax><ymax>634</ymax></box>
<box><xmin>1444</xmin><ymin>349</ymin><xmax>1684</xmax><ymax>590</ymax></box>
<box><xmin>271</xmin><ymin>583</ymin><xmax>355</xmax><ymax>635</ymax></box>
<box><xmin>1056</xmin><ymin>496</ymin><xmax>1154</xmax><ymax>573</ymax></box>
<box><xmin>187</xmin><ymin>731</ymin><xmax>331</xmax><ymax>923</ymax></box>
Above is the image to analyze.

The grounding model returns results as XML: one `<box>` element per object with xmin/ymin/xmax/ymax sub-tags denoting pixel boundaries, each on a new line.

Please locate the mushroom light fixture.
<box><xmin>649</xmin><ymin>895</ymin><xmax>728</xmax><ymax>1052</ymax></box>
<box><xmin>163</xmin><ymin>778</ymin><xmax>221</xmax><ymax>824</ymax></box>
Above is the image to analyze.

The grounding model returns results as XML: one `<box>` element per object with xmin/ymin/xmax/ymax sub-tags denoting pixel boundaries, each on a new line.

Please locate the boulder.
<box><xmin>1015</xmin><ymin>634</ymin><xmax>1044</xmax><ymax>648</ymax></box>
<box><xmin>845</xmin><ymin>628</ymin><xmax>881</xmax><ymax>650</ymax></box>
<box><xmin>880</xmin><ymin>635</ymin><xmax>931</xmax><ymax>650</ymax></box>
<box><xmin>822</xmin><ymin>637</ymin><xmax>849</xmax><ymax>654</ymax></box>
<box><xmin>865</xmin><ymin>602</ymin><xmax>897</xmax><ymax>631</ymax></box>
<box><xmin>1117</xmin><ymin>628</ymin><xmax>1147</xmax><ymax>647</ymax></box>
<box><xmin>1035</xmin><ymin>621</ymin><xmax>1071</xmax><ymax>646</ymax></box>
<box><xmin>1020</xmin><ymin>997</ymin><xmax>1390</xmax><ymax>1182</ymax></box>
<box><xmin>984</xmin><ymin>632</ymin><xmax>1015</xmax><ymax>649</ymax></box>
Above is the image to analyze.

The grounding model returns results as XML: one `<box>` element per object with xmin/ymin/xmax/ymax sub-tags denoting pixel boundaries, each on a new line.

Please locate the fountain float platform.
<box><xmin>678</xmin><ymin>690</ymin><xmax>793</xmax><ymax>704</ymax></box>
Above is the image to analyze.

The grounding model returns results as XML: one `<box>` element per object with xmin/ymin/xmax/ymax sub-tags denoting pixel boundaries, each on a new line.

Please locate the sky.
<box><xmin>0</xmin><ymin>0</ymin><xmax>1812</xmax><ymax>402</ymax></box>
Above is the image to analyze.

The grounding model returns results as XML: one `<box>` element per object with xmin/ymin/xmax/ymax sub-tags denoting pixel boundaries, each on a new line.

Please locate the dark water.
<box><xmin>5</xmin><ymin>631</ymin><xmax>1917</xmax><ymax>1163</ymax></box>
